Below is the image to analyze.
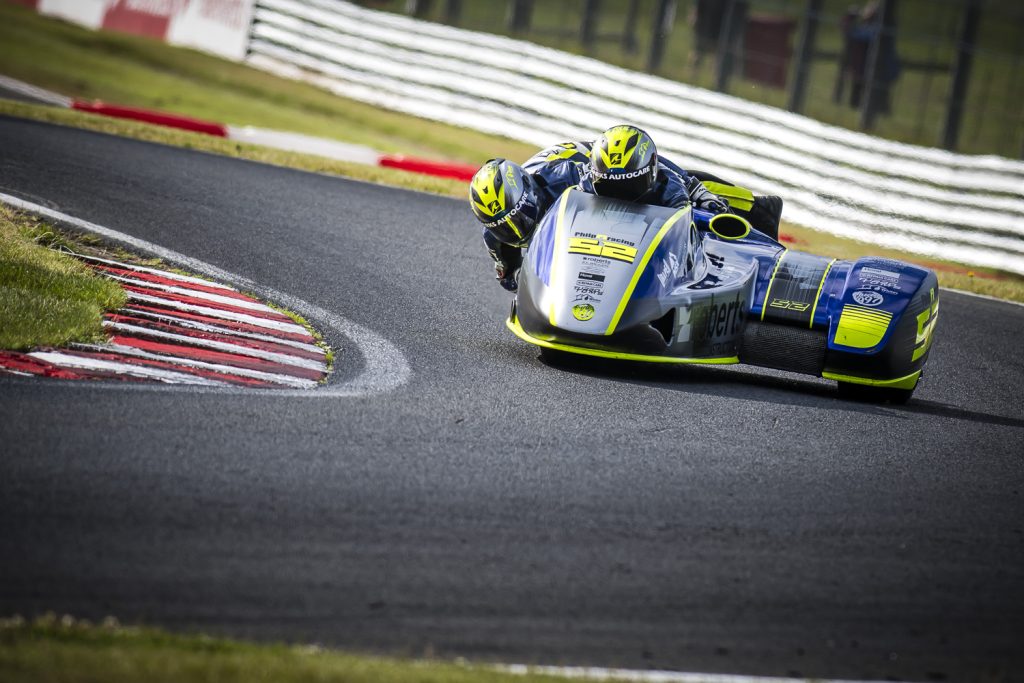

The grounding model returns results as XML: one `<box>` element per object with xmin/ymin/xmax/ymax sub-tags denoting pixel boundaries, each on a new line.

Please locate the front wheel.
<box><xmin>837</xmin><ymin>381</ymin><xmax>915</xmax><ymax>405</ymax></box>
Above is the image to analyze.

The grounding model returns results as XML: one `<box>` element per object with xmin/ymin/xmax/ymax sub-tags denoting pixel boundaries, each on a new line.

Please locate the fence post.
<box><xmin>647</xmin><ymin>0</ymin><xmax>677</xmax><ymax>73</ymax></box>
<box><xmin>787</xmin><ymin>0</ymin><xmax>822</xmax><ymax>114</ymax></box>
<box><xmin>858</xmin><ymin>0</ymin><xmax>897</xmax><ymax>131</ymax></box>
<box><xmin>405</xmin><ymin>0</ymin><xmax>433</xmax><ymax>19</ymax></box>
<box><xmin>507</xmin><ymin>0</ymin><xmax>534</xmax><ymax>34</ymax></box>
<box><xmin>715</xmin><ymin>0</ymin><xmax>745</xmax><ymax>92</ymax></box>
<box><xmin>444</xmin><ymin>0</ymin><xmax>462</xmax><ymax>25</ymax></box>
<box><xmin>622</xmin><ymin>0</ymin><xmax>641</xmax><ymax>54</ymax></box>
<box><xmin>581</xmin><ymin>0</ymin><xmax>601</xmax><ymax>51</ymax></box>
<box><xmin>942</xmin><ymin>0</ymin><xmax>981</xmax><ymax>151</ymax></box>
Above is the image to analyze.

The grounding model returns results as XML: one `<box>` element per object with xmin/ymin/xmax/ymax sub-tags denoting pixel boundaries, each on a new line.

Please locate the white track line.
<box><xmin>1</xmin><ymin>192</ymin><xmax>411</xmax><ymax>397</ymax></box>
<box><xmin>501</xmin><ymin>664</ymin><xmax>885</xmax><ymax>683</ymax></box>
<box><xmin>29</xmin><ymin>351</ymin><xmax>230</xmax><ymax>387</ymax></box>
<box><xmin>72</xmin><ymin>343</ymin><xmax>318</xmax><ymax>388</ymax></box>
<box><xmin>125</xmin><ymin>290</ymin><xmax>310</xmax><ymax>335</ymax></box>
<box><xmin>103</xmin><ymin>321</ymin><xmax>327</xmax><ymax>371</ymax></box>
<box><xmin>120</xmin><ymin>307</ymin><xmax>326</xmax><ymax>353</ymax></box>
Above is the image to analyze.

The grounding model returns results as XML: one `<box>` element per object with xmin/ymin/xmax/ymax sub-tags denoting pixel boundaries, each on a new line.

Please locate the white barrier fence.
<box><xmin>246</xmin><ymin>0</ymin><xmax>1024</xmax><ymax>275</ymax></box>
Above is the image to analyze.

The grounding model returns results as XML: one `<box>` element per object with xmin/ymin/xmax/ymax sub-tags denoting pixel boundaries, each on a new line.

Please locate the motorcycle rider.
<box><xmin>470</xmin><ymin>125</ymin><xmax>733</xmax><ymax>291</ymax></box>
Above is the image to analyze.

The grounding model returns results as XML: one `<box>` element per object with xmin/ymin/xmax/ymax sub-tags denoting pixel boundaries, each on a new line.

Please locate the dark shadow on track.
<box><xmin>535</xmin><ymin>351</ymin><xmax>1024</xmax><ymax>428</ymax></box>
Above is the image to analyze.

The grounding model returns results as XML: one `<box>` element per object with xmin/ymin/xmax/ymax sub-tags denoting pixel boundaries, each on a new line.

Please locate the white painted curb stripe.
<box><xmin>125</xmin><ymin>290</ymin><xmax>309</xmax><ymax>335</ymax></box>
<box><xmin>74</xmin><ymin>342</ymin><xmax>318</xmax><ymax>388</ymax></box>
<box><xmin>226</xmin><ymin>124</ymin><xmax>382</xmax><ymax>165</ymax></box>
<box><xmin>1</xmin><ymin>192</ymin><xmax>412</xmax><ymax>397</ymax></box>
<box><xmin>29</xmin><ymin>351</ymin><xmax>230</xmax><ymax>387</ymax></box>
<box><xmin>103</xmin><ymin>320</ymin><xmax>327</xmax><ymax>371</ymax></box>
<box><xmin>501</xmin><ymin>664</ymin><xmax>885</xmax><ymax>683</ymax></box>
<box><xmin>121</xmin><ymin>307</ymin><xmax>325</xmax><ymax>353</ymax></box>
<box><xmin>73</xmin><ymin>253</ymin><xmax>238</xmax><ymax>290</ymax></box>
<box><xmin>107</xmin><ymin>273</ymin><xmax>285</xmax><ymax>315</ymax></box>
<box><xmin>0</xmin><ymin>74</ymin><xmax>73</xmax><ymax>108</ymax></box>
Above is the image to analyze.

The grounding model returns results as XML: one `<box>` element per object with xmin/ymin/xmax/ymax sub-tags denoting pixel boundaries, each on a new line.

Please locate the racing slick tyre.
<box><xmin>539</xmin><ymin>346</ymin><xmax>586</xmax><ymax>368</ymax></box>
<box><xmin>837</xmin><ymin>381</ymin><xmax>915</xmax><ymax>405</ymax></box>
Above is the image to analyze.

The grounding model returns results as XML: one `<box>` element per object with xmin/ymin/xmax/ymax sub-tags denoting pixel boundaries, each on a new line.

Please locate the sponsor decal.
<box><xmin>576</xmin><ymin>272</ymin><xmax>606</xmax><ymax>283</ymax></box>
<box><xmin>572</xmin><ymin>303</ymin><xmax>595</xmax><ymax>321</ymax></box>
<box><xmin>574</xmin><ymin>285</ymin><xmax>604</xmax><ymax>296</ymax></box>
<box><xmin>480</xmin><ymin>192</ymin><xmax>530</xmax><ymax>228</ymax></box>
<box><xmin>591</xmin><ymin>166</ymin><xmax>651</xmax><ymax>181</ymax></box>
<box><xmin>852</xmin><ymin>290</ymin><xmax>885</xmax><ymax>307</ymax></box>
<box><xmin>860</xmin><ymin>267</ymin><xmax>900</xmax><ymax>283</ymax></box>
<box><xmin>573</xmin><ymin>293</ymin><xmax>601</xmax><ymax>303</ymax></box>
<box><xmin>573</xmin><ymin>231</ymin><xmax>635</xmax><ymax>247</ymax></box>
<box><xmin>655</xmin><ymin>253</ymin><xmax>680</xmax><ymax>288</ymax></box>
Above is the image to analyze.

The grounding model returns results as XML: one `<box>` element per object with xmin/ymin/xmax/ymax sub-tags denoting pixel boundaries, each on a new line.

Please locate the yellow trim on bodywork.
<box><xmin>605</xmin><ymin>207</ymin><xmax>689</xmax><ymax>335</ymax></box>
<box><xmin>808</xmin><ymin>258</ymin><xmax>836</xmax><ymax>329</ymax></box>
<box><xmin>547</xmin><ymin>189</ymin><xmax>573</xmax><ymax>327</ymax></box>
<box><xmin>507</xmin><ymin>316</ymin><xmax>738</xmax><ymax>365</ymax></box>
<box><xmin>822</xmin><ymin>370</ymin><xmax>921</xmax><ymax>391</ymax></box>
<box><xmin>912</xmin><ymin>288</ymin><xmax>939</xmax><ymax>362</ymax></box>
<box><xmin>702</xmin><ymin>181</ymin><xmax>755</xmax><ymax>212</ymax></box>
<box><xmin>708</xmin><ymin>213</ymin><xmax>751</xmax><ymax>240</ymax></box>
<box><xmin>760</xmin><ymin>249</ymin><xmax>788</xmax><ymax>321</ymax></box>
<box><xmin>834</xmin><ymin>304</ymin><xmax>893</xmax><ymax>349</ymax></box>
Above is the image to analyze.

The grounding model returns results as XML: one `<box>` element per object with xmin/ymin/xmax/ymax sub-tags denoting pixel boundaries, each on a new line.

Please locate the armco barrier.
<box><xmin>246</xmin><ymin>0</ymin><xmax>1024</xmax><ymax>275</ymax></box>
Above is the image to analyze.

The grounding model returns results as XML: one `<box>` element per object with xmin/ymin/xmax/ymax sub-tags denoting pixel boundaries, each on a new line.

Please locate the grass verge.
<box><xmin>0</xmin><ymin>204</ymin><xmax>125</xmax><ymax>351</ymax></box>
<box><xmin>0</xmin><ymin>2</ymin><xmax>534</xmax><ymax>165</ymax></box>
<box><xmin>0</xmin><ymin>100</ymin><xmax>468</xmax><ymax>200</ymax></box>
<box><xmin>0</xmin><ymin>615</ymin><xmax>568</xmax><ymax>683</ymax></box>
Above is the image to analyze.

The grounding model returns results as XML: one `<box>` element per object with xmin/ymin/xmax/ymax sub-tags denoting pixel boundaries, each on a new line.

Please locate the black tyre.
<box><xmin>837</xmin><ymin>381</ymin><xmax>915</xmax><ymax>405</ymax></box>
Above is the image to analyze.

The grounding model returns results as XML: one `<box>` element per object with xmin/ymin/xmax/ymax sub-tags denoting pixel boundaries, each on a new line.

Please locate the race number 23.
<box><xmin>568</xmin><ymin>237</ymin><xmax>637</xmax><ymax>264</ymax></box>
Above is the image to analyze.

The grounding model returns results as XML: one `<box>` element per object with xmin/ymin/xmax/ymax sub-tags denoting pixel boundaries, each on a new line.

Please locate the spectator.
<box><xmin>845</xmin><ymin>1</ymin><xmax>901</xmax><ymax>113</ymax></box>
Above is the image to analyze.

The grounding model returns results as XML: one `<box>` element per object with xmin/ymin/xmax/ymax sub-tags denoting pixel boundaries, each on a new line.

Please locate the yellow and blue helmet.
<box><xmin>590</xmin><ymin>125</ymin><xmax>658</xmax><ymax>201</ymax></box>
<box><xmin>469</xmin><ymin>159</ymin><xmax>541</xmax><ymax>247</ymax></box>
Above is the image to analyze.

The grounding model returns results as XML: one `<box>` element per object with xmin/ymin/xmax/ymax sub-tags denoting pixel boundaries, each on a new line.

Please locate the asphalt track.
<box><xmin>1</xmin><ymin>116</ymin><xmax>1023</xmax><ymax>682</ymax></box>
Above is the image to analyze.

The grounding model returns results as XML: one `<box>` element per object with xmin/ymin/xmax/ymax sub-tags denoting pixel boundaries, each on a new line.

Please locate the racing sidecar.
<box><xmin>507</xmin><ymin>189</ymin><xmax>939</xmax><ymax>403</ymax></box>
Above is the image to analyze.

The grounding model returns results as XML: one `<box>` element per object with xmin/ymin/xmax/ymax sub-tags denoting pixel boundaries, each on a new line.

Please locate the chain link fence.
<box><xmin>357</xmin><ymin>0</ymin><xmax>1023</xmax><ymax>158</ymax></box>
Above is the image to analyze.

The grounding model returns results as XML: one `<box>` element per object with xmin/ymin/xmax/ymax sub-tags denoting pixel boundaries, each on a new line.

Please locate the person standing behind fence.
<box><xmin>845</xmin><ymin>1</ymin><xmax>901</xmax><ymax>113</ymax></box>
<box><xmin>688</xmin><ymin>0</ymin><xmax>727</xmax><ymax>74</ymax></box>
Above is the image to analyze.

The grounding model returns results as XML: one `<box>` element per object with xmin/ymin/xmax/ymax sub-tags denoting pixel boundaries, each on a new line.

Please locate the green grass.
<box><xmin>0</xmin><ymin>204</ymin><xmax>126</xmax><ymax>351</ymax></box>
<box><xmin>0</xmin><ymin>615</ymin><xmax>573</xmax><ymax>683</ymax></box>
<box><xmin>0</xmin><ymin>2</ymin><xmax>535</xmax><ymax>165</ymax></box>
<box><xmin>0</xmin><ymin>100</ymin><xmax>468</xmax><ymax>200</ymax></box>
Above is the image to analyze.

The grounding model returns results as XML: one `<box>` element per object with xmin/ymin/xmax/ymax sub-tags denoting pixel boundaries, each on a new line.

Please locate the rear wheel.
<box><xmin>837</xmin><ymin>381</ymin><xmax>915</xmax><ymax>405</ymax></box>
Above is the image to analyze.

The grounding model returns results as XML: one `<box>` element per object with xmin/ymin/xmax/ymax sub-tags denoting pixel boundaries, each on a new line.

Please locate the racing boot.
<box><xmin>748</xmin><ymin>195</ymin><xmax>783</xmax><ymax>240</ymax></box>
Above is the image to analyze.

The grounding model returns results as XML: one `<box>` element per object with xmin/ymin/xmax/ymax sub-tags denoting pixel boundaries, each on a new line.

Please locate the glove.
<box><xmin>495</xmin><ymin>261</ymin><xmax>519</xmax><ymax>292</ymax></box>
<box><xmin>685</xmin><ymin>175</ymin><xmax>729</xmax><ymax>214</ymax></box>
<box><xmin>698</xmin><ymin>197</ymin><xmax>729</xmax><ymax>214</ymax></box>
